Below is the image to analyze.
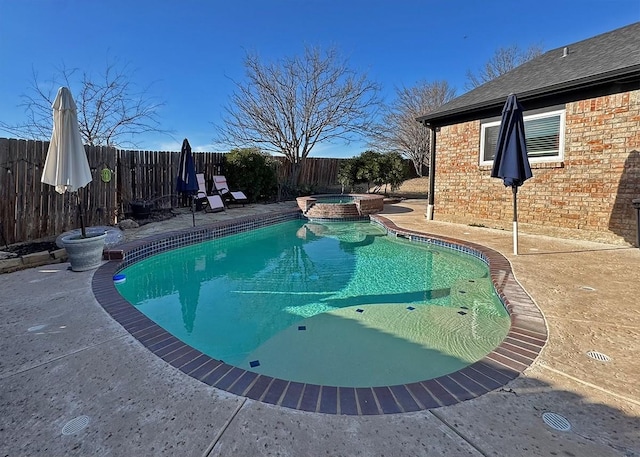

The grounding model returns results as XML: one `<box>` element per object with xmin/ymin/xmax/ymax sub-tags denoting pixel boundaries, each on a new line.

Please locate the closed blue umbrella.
<box><xmin>491</xmin><ymin>94</ymin><xmax>533</xmax><ymax>255</ymax></box>
<box><xmin>176</xmin><ymin>138</ymin><xmax>199</xmax><ymax>226</ymax></box>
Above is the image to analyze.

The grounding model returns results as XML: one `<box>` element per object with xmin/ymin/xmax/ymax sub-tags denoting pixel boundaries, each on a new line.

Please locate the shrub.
<box><xmin>378</xmin><ymin>151</ymin><xmax>406</xmax><ymax>192</ymax></box>
<box><xmin>337</xmin><ymin>158</ymin><xmax>359</xmax><ymax>192</ymax></box>
<box><xmin>356</xmin><ymin>150</ymin><xmax>381</xmax><ymax>191</ymax></box>
<box><xmin>339</xmin><ymin>150</ymin><xmax>407</xmax><ymax>194</ymax></box>
<box><xmin>223</xmin><ymin>148</ymin><xmax>278</xmax><ymax>202</ymax></box>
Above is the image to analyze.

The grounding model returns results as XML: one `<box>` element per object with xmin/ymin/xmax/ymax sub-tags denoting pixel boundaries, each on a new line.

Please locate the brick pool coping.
<box><xmin>92</xmin><ymin>209</ymin><xmax>548</xmax><ymax>415</ymax></box>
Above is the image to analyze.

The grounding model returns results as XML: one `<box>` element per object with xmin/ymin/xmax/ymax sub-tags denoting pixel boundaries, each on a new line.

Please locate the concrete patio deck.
<box><xmin>1</xmin><ymin>199</ymin><xmax>638</xmax><ymax>456</ymax></box>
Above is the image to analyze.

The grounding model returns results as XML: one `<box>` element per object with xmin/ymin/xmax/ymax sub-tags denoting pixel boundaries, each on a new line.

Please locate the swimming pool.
<box><xmin>115</xmin><ymin>219</ymin><xmax>510</xmax><ymax>387</ymax></box>
<box><xmin>94</xmin><ymin>208</ymin><xmax>547</xmax><ymax>414</ymax></box>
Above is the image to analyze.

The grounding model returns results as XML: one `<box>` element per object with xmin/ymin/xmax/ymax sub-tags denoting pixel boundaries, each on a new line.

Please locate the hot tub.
<box><xmin>296</xmin><ymin>194</ymin><xmax>384</xmax><ymax>221</ymax></box>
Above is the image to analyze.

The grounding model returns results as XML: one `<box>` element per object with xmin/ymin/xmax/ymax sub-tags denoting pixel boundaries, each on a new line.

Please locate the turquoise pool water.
<box><xmin>116</xmin><ymin>220</ymin><xmax>510</xmax><ymax>387</ymax></box>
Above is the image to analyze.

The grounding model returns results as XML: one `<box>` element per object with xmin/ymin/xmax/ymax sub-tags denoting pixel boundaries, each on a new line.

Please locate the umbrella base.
<box><xmin>62</xmin><ymin>232</ymin><xmax>107</xmax><ymax>272</ymax></box>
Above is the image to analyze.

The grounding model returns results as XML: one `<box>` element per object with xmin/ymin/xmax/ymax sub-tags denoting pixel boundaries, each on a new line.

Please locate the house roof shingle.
<box><xmin>417</xmin><ymin>21</ymin><xmax>640</xmax><ymax>126</ymax></box>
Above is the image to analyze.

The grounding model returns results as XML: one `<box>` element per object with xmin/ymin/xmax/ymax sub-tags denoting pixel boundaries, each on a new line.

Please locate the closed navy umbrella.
<box><xmin>176</xmin><ymin>138</ymin><xmax>199</xmax><ymax>226</ymax></box>
<box><xmin>491</xmin><ymin>94</ymin><xmax>533</xmax><ymax>255</ymax></box>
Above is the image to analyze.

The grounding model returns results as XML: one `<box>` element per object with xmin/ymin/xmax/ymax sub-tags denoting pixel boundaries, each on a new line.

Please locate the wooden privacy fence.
<box><xmin>117</xmin><ymin>149</ymin><xmax>226</xmax><ymax>212</ymax></box>
<box><xmin>0</xmin><ymin>138</ymin><xmax>347</xmax><ymax>245</ymax></box>
<box><xmin>0</xmin><ymin>138</ymin><xmax>120</xmax><ymax>246</ymax></box>
<box><xmin>273</xmin><ymin>157</ymin><xmax>343</xmax><ymax>190</ymax></box>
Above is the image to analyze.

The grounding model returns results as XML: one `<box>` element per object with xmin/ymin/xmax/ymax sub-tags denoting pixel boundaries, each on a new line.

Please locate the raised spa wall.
<box><xmin>296</xmin><ymin>194</ymin><xmax>384</xmax><ymax>220</ymax></box>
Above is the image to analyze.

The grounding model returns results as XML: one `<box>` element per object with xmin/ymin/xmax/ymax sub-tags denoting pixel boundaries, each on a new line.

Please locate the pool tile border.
<box><xmin>92</xmin><ymin>209</ymin><xmax>548</xmax><ymax>416</ymax></box>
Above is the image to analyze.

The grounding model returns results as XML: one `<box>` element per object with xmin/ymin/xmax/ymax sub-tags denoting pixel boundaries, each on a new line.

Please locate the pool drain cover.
<box><xmin>62</xmin><ymin>415</ymin><xmax>90</xmax><ymax>435</ymax></box>
<box><xmin>542</xmin><ymin>412</ymin><xmax>571</xmax><ymax>432</ymax></box>
<box><xmin>586</xmin><ymin>351</ymin><xmax>611</xmax><ymax>362</ymax></box>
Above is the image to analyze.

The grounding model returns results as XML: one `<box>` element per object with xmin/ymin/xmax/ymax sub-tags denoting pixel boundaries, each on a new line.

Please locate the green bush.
<box><xmin>337</xmin><ymin>158</ymin><xmax>359</xmax><ymax>192</ymax></box>
<box><xmin>339</xmin><ymin>150</ymin><xmax>407</xmax><ymax>194</ymax></box>
<box><xmin>223</xmin><ymin>148</ymin><xmax>278</xmax><ymax>202</ymax></box>
<box><xmin>279</xmin><ymin>182</ymin><xmax>317</xmax><ymax>199</ymax></box>
<box><xmin>378</xmin><ymin>151</ymin><xmax>406</xmax><ymax>192</ymax></box>
<box><xmin>355</xmin><ymin>150</ymin><xmax>381</xmax><ymax>191</ymax></box>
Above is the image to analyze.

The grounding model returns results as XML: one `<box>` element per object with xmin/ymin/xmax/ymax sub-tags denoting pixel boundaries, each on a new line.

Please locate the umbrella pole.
<box><xmin>77</xmin><ymin>192</ymin><xmax>87</xmax><ymax>238</ymax></box>
<box><xmin>191</xmin><ymin>196</ymin><xmax>195</xmax><ymax>227</ymax></box>
<box><xmin>512</xmin><ymin>186</ymin><xmax>518</xmax><ymax>255</ymax></box>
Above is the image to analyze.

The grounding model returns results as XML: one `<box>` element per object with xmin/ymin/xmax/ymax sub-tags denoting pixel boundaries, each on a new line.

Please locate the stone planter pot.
<box><xmin>61</xmin><ymin>231</ymin><xmax>107</xmax><ymax>272</ymax></box>
<box><xmin>130</xmin><ymin>200</ymin><xmax>153</xmax><ymax>219</ymax></box>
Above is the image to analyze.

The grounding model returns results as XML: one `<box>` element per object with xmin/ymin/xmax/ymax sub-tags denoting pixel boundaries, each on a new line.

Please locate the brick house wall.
<box><xmin>432</xmin><ymin>90</ymin><xmax>640</xmax><ymax>244</ymax></box>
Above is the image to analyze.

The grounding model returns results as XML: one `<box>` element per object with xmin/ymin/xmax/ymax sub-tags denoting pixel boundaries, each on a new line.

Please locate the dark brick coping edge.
<box><xmin>92</xmin><ymin>210</ymin><xmax>548</xmax><ymax>416</ymax></box>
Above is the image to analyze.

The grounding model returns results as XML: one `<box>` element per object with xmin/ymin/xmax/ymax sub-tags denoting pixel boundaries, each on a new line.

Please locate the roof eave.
<box><xmin>417</xmin><ymin>65</ymin><xmax>640</xmax><ymax>126</ymax></box>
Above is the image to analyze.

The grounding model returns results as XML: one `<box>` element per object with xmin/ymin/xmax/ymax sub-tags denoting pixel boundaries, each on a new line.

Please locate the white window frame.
<box><xmin>479</xmin><ymin>108</ymin><xmax>566</xmax><ymax>166</ymax></box>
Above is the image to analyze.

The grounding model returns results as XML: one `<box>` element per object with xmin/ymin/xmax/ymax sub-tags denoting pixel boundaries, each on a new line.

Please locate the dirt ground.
<box><xmin>393</xmin><ymin>176</ymin><xmax>429</xmax><ymax>196</ymax></box>
<box><xmin>363</xmin><ymin>176</ymin><xmax>429</xmax><ymax>197</ymax></box>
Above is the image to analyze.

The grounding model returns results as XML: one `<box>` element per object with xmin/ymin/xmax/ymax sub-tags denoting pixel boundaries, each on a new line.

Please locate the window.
<box><xmin>480</xmin><ymin>109</ymin><xmax>565</xmax><ymax>165</ymax></box>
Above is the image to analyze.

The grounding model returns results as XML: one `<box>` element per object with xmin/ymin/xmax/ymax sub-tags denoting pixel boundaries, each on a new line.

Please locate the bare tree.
<box><xmin>0</xmin><ymin>60</ymin><xmax>165</xmax><ymax>147</ymax></box>
<box><xmin>465</xmin><ymin>44</ymin><xmax>544</xmax><ymax>91</ymax></box>
<box><xmin>370</xmin><ymin>80</ymin><xmax>456</xmax><ymax>176</ymax></box>
<box><xmin>215</xmin><ymin>46</ymin><xmax>381</xmax><ymax>186</ymax></box>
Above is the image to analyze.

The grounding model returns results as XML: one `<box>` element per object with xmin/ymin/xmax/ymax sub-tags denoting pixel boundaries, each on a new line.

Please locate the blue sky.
<box><xmin>1</xmin><ymin>0</ymin><xmax>638</xmax><ymax>158</ymax></box>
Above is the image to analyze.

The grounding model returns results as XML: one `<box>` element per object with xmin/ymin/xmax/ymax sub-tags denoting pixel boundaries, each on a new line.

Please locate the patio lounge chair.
<box><xmin>212</xmin><ymin>175</ymin><xmax>248</xmax><ymax>206</ymax></box>
<box><xmin>196</xmin><ymin>173</ymin><xmax>225</xmax><ymax>213</ymax></box>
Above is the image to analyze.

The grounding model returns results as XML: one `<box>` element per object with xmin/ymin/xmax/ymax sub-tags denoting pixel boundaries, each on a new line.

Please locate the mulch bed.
<box><xmin>128</xmin><ymin>208</ymin><xmax>178</xmax><ymax>226</ymax></box>
<box><xmin>3</xmin><ymin>209</ymin><xmax>179</xmax><ymax>258</ymax></box>
<box><xmin>4</xmin><ymin>241</ymin><xmax>59</xmax><ymax>257</ymax></box>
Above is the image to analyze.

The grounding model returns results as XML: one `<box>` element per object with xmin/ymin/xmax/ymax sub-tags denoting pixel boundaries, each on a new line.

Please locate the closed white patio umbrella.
<box><xmin>41</xmin><ymin>86</ymin><xmax>93</xmax><ymax>236</ymax></box>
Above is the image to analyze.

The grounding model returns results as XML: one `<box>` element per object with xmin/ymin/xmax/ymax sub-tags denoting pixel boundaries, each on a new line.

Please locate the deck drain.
<box><xmin>542</xmin><ymin>412</ymin><xmax>571</xmax><ymax>432</ymax></box>
<box><xmin>61</xmin><ymin>415</ymin><xmax>90</xmax><ymax>435</ymax></box>
<box><xmin>586</xmin><ymin>351</ymin><xmax>611</xmax><ymax>362</ymax></box>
